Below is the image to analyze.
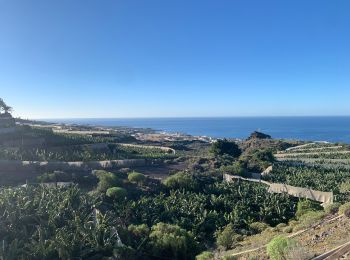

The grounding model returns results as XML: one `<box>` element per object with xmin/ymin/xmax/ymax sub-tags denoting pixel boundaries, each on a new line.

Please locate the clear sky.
<box><xmin>1</xmin><ymin>0</ymin><xmax>350</xmax><ymax>119</ymax></box>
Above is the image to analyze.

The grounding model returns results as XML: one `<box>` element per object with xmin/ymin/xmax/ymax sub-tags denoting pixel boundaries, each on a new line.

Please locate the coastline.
<box><xmin>23</xmin><ymin>119</ymin><xmax>215</xmax><ymax>143</ymax></box>
<box><xmin>33</xmin><ymin>117</ymin><xmax>350</xmax><ymax>143</ymax></box>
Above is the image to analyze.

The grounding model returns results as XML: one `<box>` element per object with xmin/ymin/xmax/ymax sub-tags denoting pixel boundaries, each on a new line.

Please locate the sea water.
<box><xmin>45</xmin><ymin>117</ymin><xmax>350</xmax><ymax>143</ymax></box>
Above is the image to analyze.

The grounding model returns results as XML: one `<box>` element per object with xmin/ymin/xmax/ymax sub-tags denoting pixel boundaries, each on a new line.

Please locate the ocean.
<box><xmin>45</xmin><ymin>117</ymin><xmax>350</xmax><ymax>143</ymax></box>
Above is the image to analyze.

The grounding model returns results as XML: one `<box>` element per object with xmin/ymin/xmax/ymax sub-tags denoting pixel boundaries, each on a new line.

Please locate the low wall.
<box><xmin>67</xmin><ymin>143</ymin><xmax>176</xmax><ymax>154</ymax></box>
<box><xmin>223</xmin><ymin>174</ymin><xmax>334</xmax><ymax>206</ymax></box>
<box><xmin>0</xmin><ymin>159</ymin><xmax>150</xmax><ymax>172</ymax></box>
<box><xmin>53</xmin><ymin>129</ymin><xmax>110</xmax><ymax>135</ymax></box>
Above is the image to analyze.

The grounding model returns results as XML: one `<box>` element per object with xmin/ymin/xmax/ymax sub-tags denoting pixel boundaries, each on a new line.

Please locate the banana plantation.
<box><xmin>0</xmin><ymin>171</ymin><xmax>297</xmax><ymax>260</ymax></box>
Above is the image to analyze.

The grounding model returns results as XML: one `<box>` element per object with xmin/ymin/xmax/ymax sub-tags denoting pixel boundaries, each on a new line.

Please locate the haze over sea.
<box><xmin>45</xmin><ymin>117</ymin><xmax>350</xmax><ymax>143</ymax></box>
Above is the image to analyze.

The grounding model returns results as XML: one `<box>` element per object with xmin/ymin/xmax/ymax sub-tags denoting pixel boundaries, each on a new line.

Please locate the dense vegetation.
<box><xmin>0</xmin><ymin>170</ymin><xmax>297</xmax><ymax>259</ymax></box>
<box><xmin>0</xmin><ymin>126</ymin><xmax>136</xmax><ymax>146</ymax></box>
<box><xmin>1</xmin><ymin>113</ymin><xmax>347</xmax><ymax>259</ymax></box>
<box><xmin>270</xmin><ymin>142</ymin><xmax>350</xmax><ymax>203</ymax></box>
<box><xmin>0</xmin><ymin>144</ymin><xmax>174</xmax><ymax>161</ymax></box>
<box><xmin>0</xmin><ymin>125</ymin><xmax>177</xmax><ymax>162</ymax></box>
<box><xmin>264</xmin><ymin>163</ymin><xmax>350</xmax><ymax>201</ymax></box>
<box><xmin>210</xmin><ymin>139</ymin><xmax>241</xmax><ymax>158</ymax></box>
<box><xmin>284</xmin><ymin>152</ymin><xmax>350</xmax><ymax>160</ymax></box>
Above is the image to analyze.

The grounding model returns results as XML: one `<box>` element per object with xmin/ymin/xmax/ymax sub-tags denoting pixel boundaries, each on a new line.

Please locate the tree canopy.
<box><xmin>0</xmin><ymin>98</ymin><xmax>12</xmax><ymax>114</ymax></box>
<box><xmin>210</xmin><ymin>139</ymin><xmax>241</xmax><ymax>158</ymax></box>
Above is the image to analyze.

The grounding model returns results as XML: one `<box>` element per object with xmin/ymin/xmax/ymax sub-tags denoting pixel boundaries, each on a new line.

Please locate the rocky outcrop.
<box><xmin>247</xmin><ymin>131</ymin><xmax>272</xmax><ymax>140</ymax></box>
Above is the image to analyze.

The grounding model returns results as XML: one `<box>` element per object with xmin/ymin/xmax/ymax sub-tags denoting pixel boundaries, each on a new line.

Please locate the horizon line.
<box><xmin>24</xmin><ymin>115</ymin><xmax>350</xmax><ymax>120</ymax></box>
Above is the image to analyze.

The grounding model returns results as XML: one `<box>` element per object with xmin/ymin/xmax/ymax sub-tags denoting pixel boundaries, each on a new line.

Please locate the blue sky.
<box><xmin>1</xmin><ymin>0</ymin><xmax>350</xmax><ymax>118</ymax></box>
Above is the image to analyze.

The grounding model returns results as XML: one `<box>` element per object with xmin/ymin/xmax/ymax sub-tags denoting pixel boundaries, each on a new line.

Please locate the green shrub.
<box><xmin>298</xmin><ymin>211</ymin><xmax>326</xmax><ymax>228</ymax></box>
<box><xmin>93</xmin><ymin>170</ymin><xmax>112</xmax><ymax>178</ymax></box>
<box><xmin>216</xmin><ymin>224</ymin><xmax>242</xmax><ymax>250</ymax></box>
<box><xmin>93</xmin><ymin>170</ymin><xmax>121</xmax><ymax>192</ymax></box>
<box><xmin>149</xmin><ymin>222</ymin><xmax>199</xmax><ymax>259</ymax></box>
<box><xmin>249</xmin><ymin>222</ymin><xmax>269</xmax><ymax>234</ymax></box>
<box><xmin>128</xmin><ymin>172</ymin><xmax>146</xmax><ymax>184</ymax></box>
<box><xmin>195</xmin><ymin>251</ymin><xmax>214</xmax><ymax>260</ymax></box>
<box><xmin>267</xmin><ymin>236</ymin><xmax>290</xmax><ymax>260</ymax></box>
<box><xmin>283</xmin><ymin>226</ymin><xmax>293</xmax><ymax>233</ymax></box>
<box><xmin>267</xmin><ymin>236</ymin><xmax>310</xmax><ymax>260</ymax></box>
<box><xmin>106</xmin><ymin>187</ymin><xmax>127</xmax><ymax>200</ymax></box>
<box><xmin>163</xmin><ymin>172</ymin><xmax>198</xmax><ymax>191</ymax></box>
<box><xmin>221</xmin><ymin>162</ymin><xmax>248</xmax><ymax>177</ymax></box>
<box><xmin>240</xmin><ymin>149</ymin><xmax>275</xmax><ymax>172</ymax></box>
<box><xmin>210</xmin><ymin>139</ymin><xmax>241</xmax><ymax>158</ymax></box>
<box><xmin>339</xmin><ymin>202</ymin><xmax>350</xmax><ymax>217</ymax></box>
<box><xmin>325</xmin><ymin>203</ymin><xmax>341</xmax><ymax>215</ymax></box>
<box><xmin>296</xmin><ymin>199</ymin><xmax>323</xmax><ymax>218</ymax></box>
<box><xmin>128</xmin><ymin>224</ymin><xmax>150</xmax><ymax>237</ymax></box>
<box><xmin>127</xmin><ymin>224</ymin><xmax>150</xmax><ymax>248</ymax></box>
<box><xmin>276</xmin><ymin>223</ymin><xmax>287</xmax><ymax>231</ymax></box>
<box><xmin>254</xmin><ymin>149</ymin><xmax>275</xmax><ymax>162</ymax></box>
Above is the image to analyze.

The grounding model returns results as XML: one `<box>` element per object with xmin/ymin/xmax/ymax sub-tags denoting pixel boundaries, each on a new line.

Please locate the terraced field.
<box><xmin>276</xmin><ymin>142</ymin><xmax>350</xmax><ymax>164</ymax></box>
<box><xmin>269</xmin><ymin>142</ymin><xmax>350</xmax><ymax>202</ymax></box>
<box><xmin>0</xmin><ymin>127</ymin><xmax>177</xmax><ymax>161</ymax></box>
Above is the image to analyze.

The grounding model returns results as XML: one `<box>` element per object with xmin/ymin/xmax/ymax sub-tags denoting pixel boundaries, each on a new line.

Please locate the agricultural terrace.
<box><xmin>0</xmin><ymin>126</ymin><xmax>176</xmax><ymax>161</ymax></box>
<box><xmin>267</xmin><ymin>142</ymin><xmax>350</xmax><ymax>202</ymax></box>
<box><xmin>2</xmin><ymin>119</ymin><xmax>348</xmax><ymax>259</ymax></box>
<box><xmin>0</xmin><ymin>172</ymin><xmax>297</xmax><ymax>259</ymax></box>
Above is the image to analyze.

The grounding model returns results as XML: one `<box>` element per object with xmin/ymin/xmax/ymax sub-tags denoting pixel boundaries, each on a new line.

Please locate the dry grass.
<box><xmin>222</xmin><ymin>214</ymin><xmax>350</xmax><ymax>259</ymax></box>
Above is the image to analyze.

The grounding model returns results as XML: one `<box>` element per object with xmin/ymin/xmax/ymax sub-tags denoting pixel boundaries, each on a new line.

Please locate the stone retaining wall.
<box><xmin>0</xmin><ymin>159</ymin><xmax>151</xmax><ymax>172</ymax></box>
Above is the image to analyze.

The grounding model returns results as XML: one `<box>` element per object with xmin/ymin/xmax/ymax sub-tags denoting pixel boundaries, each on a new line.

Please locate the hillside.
<box><xmin>223</xmin><ymin>211</ymin><xmax>350</xmax><ymax>259</ymax></box>
<box><xmin>220</xmin><ymin>141</ymin><xmax>350</xmax><ymax>259</ymax></box>
<box><xmin>1</xmin><ymin>113</ymin><xmax>350</xmax><ymax>260</ymax></box>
